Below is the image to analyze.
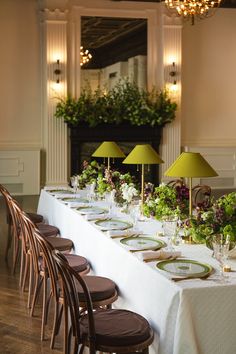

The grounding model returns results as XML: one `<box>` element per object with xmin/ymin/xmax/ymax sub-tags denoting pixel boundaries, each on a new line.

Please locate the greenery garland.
<box><xmin>54</xmin><ymin>80</ymin><xmax>177</xmax><ymax>128</ymax></box>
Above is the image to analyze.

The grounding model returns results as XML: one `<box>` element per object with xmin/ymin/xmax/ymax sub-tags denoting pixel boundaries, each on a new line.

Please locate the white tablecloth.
<box><xmin>38</xmin><ymin>189</ymin><xmax>236</xmax><ymax>354</ymax></box>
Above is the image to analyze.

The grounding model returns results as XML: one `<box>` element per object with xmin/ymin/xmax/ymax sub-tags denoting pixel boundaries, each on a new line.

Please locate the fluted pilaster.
<box><xmin>40</xmin><ymin>8</ymin><xmax>68</xmax><ymax>185</ymax></box>
<box><xmin>159</xmin><ymin>14</ymin><xmax>182</xmax><ymax>180</ymax></box>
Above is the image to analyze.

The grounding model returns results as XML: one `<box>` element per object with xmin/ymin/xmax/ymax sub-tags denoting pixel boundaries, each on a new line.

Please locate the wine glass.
<box><xmin>70</xmin><ymin>175</ymin><xmax>79</xmax><ymax>193</ymax></box>
<box><xmin>212</xmin><ymin>234</ymin><xmax>230</xmax><ymax>282</ymax></box>
<box><xmin>87</xmin><ymin>182</ymin><xmax>96</xmax><ymax>202</ymax></box>
<box><xmin>129</xmin><ymin>201</ymin><xmax>141</xmax><ymax>233</ymax></box>
<box><xmin>105</xmin><ymin>190</ymin><xmax>116</xmax><ymax>216</ymax></box>
<box><xmin>162</xmin><ymin>217</ymin><xmax>178</xmax><ymax>252</ymax></box>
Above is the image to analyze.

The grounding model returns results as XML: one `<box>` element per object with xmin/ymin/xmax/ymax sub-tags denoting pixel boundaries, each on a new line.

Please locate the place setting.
<box><xmin>75</xmin><ymin>205</ymin><xmax>109</xmax><ymax>221</ymax></box>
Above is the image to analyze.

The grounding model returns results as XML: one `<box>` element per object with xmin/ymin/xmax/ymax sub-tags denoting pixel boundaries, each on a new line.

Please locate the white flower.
<box><xmin>121</xmin><ymin>183</ymin><xmax>138</xmax><ymax>203</ymax></box>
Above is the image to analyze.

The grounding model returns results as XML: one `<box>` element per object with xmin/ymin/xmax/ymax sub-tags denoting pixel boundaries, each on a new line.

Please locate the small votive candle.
<box><xmin>223</xmin><ymin>265</ymin><xmax>231</xmax><ymax>272</ymax></box>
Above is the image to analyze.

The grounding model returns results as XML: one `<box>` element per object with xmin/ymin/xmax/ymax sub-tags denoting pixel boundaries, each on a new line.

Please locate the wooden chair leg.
<box><xmin>19</xmin><ymin>246</ymin><xmax>25</xmax><ymax>289</ymax></box>
<box><xmin>22</xmin><ymin>254</ymin><xmax>30</xmax><ymax>292</ymax></box>
<box><xmin>12</xmin><ymin>234</ymin><xmax>19</xmax><ymax>275</ymax></box>
<box><xmin>5</xmin><ymin>224</ymin><xmax>12</xmax><ymax>262</ymax></box>
<box><xmin>30</xmin><ymin>274</ymin><xmax>43</xmax><ymax>317</ymax></box>
<box><xmin>63</xmin><ymin>302</ymin><xmax>69</xmax><ymax>354</ymax></box>
<box><xmin>50</xmin><ymin>300</ymin><xmax>60</xmax><ymax>349</ymax></box>
<box><xmin>27</xmin><ymin>256</ymin><xmax>33</xmax><ymax>308</ymax></box>
<box><xmin>41</xmin><ymin>275</ymin><xmax>48</xmax><ymax>341</ymax></box>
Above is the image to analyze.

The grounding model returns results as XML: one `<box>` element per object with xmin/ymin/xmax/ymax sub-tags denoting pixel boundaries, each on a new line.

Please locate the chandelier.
<box><xmin>165</xmin><ymin>0</ymin><xmax>222</xmax><ymax>25</ymax></box>
<box><xmin>80</xmin><ymin>46</ymin><xmax>92</xmax><ymax>66</ymax></box>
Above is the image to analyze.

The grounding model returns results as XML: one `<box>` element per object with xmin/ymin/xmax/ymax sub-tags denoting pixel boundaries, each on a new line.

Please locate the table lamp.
<box><xmin>92</xmin><ymin>141</ymin><xmax>125</xmax><ymax>170</ymax></box>
<box><xmin>123</xmin><ymin>144</ymin><xmax>164</xmax><ymax>206</ymax></box>
<box><xmin>164</xmin><ymin>152</ymin><xmax>218</xmax><ymax>216</ymax></box>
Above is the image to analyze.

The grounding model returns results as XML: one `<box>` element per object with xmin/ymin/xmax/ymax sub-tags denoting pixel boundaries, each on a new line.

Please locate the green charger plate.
<box><xmin>156</xmin><ymin>259</ymin><xmax>212</xmax><ymax>278</ymax></box>
<box><xmin>120</xmin><ymin>236</ymin><xmax>166</xmax><ymax>251</ymax></box>
<box><xmin>94</xmin><ymin>219</ymin><xmax>132</xmax><ymax>231</ymax></box>
<box><xmin>61</xmin><ymin>197</ymin><xmax>88</xmax><ymax>204</ymax></box>
<box><xmin>49</xmin><ymin>189</ymin><xmax>74</xmax><ymax>195</ymax></box>
<box><xmin>76</xmin><ymin>206</ymin><xmax>107</xmax><ymax>215</ymax></box>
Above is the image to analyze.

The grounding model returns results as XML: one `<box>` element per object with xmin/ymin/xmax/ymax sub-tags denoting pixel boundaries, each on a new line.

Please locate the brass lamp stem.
<box><xmin>107</xmin><ymin>157</ymin><xmax>110</xmax><ymax>171</ymax></box>
<box><xmin>189</xmin><ymin>177</ymin><xmax>192</xmax><ymax>216</ymax></box>
<box><xmin>141</xmin><ymin>164</ymin><xmax>145</xmax><ymax>206</ymax></box>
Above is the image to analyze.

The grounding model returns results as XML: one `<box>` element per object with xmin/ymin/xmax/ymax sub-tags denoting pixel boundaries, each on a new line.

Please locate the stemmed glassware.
<box><xmin>212</xmin><ymin>234</ymin><xmax>230</xmax><ymax>282</ymax></box>
<box><xmin>162</xmin><ymin>217</ymin><xmax>178</xmax><ymax>252</ymax></box>
<box><xmin>104</xmin><ymin>189</ymin><xmax>116</xmax><ymax>216</ymax></box>
<box><xmin>87</xmin><ymin>182</ymin><xmax>96</xmax><ymax>202</ymax></box>
<box><xmin>70</xmin><ymin>175</ymin><xmax>79</xmax><ymax>193</ymax></box>
<box><xmin>129</xmin><ymin>201</ymin><xmax>141</xmax><ymax>233</ymax></box>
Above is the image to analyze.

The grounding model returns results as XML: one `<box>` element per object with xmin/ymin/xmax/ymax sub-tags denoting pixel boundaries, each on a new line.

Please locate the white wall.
<box><xmin>0</xmin><ymin>0</ymin><xmax>41</xmax><ymax>194</ymax></box>
<box><xmin>182</xmin><ymin>9</ymin><xmax>236</xmax><ymax>147</ymax></box>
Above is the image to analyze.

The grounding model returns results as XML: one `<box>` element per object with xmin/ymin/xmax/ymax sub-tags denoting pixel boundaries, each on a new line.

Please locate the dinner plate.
<box><xmin>156</xmin><ymin>259</ymin><xmax>212</xmax><ymax>278</ymax></box>
<box><xmin>76</xmin><ymin>206</ymin><xmax>107</xmax><ymax>215</ymax></box>
<box><xmin>61</xmin><ymin>197</ymin><xmax>88</xmax><ymax>204</ymax></box>
<box><xmin>120</xmin><ymin>236</ymin><xmax>166</xmax><ymax>251</ymax></box>
<box><xmin>94</xmin><ymin>219</ymin><xmax>132</xmax><ymax>231</ymax></box>
<box><xmin>49</xmin><ymin>189</ymin><xmax>74</xmax><ymax>195</ymax></box>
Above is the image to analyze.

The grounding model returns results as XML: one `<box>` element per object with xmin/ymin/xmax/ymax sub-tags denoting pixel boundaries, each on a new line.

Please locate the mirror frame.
<box><xmin>69</xmin><ymin>3</ymin><xmax>163</xmax><ymax>98</ymax></box>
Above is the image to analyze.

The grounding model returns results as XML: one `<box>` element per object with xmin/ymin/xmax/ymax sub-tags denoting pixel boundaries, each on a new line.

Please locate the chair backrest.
<box><xmin>52</xmin><ymin>250</ymin><xmax>96</xmax><ymax>354</ymax></box>
<box><xmin>192</xmin><ymin>184</ymin><xmax>212</xmax><ymax>209</ymax></box>
<box><xmin>33</xmin><ymin>229</ymin><xmax>60</xmax><ymax>301</ymax></box>
<box><xmin>167</xmin><ymin>179</ymin><xmax>185</xmax><ymax>188</ymax></box>
<box><xmin>0</xmin><ymin>183</ymin><xmax>15</xmax><ymax>225</ymax></box>
<box><xmin>10</xmin><ymin>199</ymin><xmax>39</xmax><ymax>269</ymax></box>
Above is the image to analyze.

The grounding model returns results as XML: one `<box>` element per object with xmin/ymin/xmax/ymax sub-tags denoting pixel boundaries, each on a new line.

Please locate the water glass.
<box><xmin>162</xmin><ymin>218</ymin><xmax>178</xmax><ymax>251</ymax></box>
<box><xmin>212</xmin><ymin>234</ymin><xmax>230</xmax><ymax>282</ymax></box>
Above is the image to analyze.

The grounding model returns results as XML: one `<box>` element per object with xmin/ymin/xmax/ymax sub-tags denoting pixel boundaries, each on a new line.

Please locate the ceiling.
<box><xmin>81</xmin><ymin>0</ymin><xmax>236</xmax><ymax>69</ymax></box>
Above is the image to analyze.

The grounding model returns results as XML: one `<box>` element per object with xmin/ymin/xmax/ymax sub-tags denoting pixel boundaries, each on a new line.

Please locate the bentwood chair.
<box><xmin>0</xmin><ymin>184</ymin><xmax>44</xmax><ymax>265</ymax></box>
<box><xmin>192</xmin><ymin>184</ymin><xmax>212</xmax><ymax>209</ymax></box>
<box><xmin>0</xmin><ymin>184</ymin><xmax>60</xmax><ymax>274</ymax></box>
<box><xmin>34</xmin><ymin>230</ymin><xmax>118</xmax><ymax>353</ymax></box>
<box><xmin>53</xmin><ymin>250</ymin><xmax>154</xmax><ymax>354</ymax></box>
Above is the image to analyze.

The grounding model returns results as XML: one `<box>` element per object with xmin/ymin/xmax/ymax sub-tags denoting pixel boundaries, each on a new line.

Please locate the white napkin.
<box><xmin>228</xmin><ymin>247</ymin><xmax>236</xmax><ymax>259</ymax></box>
<box><xmin>107</xmin><ymin>229</ymin><xmax>142</xmax><ymax>238</ymax></box>
<box><xmin>139</xmin><ymin>250</ymin><xmax>181</xmax><ymax>262</ymax></box>
<box><xmin>85</xmin><ymin>214</ymin><xmax>109</xmax><ymax>221</ymax></box>
<box><xmin>67</xmin><ymin>202</ymin><xmax>88</xmax><ymax>208</ymax></box>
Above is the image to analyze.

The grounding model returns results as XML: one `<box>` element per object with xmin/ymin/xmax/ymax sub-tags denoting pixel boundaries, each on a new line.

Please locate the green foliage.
<box><xmin>54</xmin><ymin>80</ymin><xmax>177</xmax><ymax>128</ymax></box>
<box><xmin>77</xmin><ymin>160</ymin><xmax>105</xmax><ymax>188</ymax></box>
<box><xmin>143</xmin><ymin>183</ymin><xmax>189</xmax><ymax>220</ymax></box>
<box><xmin>188</xmin><ymin>192</ymin><xmax>236</xmax><ymax>243</ymax></box>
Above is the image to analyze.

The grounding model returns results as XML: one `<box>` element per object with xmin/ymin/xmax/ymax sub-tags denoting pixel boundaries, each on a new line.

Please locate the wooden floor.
<box><xmin>0</xmin><ymin>195</ymin><xmax>63</xmax><ymax>353</ymax></box>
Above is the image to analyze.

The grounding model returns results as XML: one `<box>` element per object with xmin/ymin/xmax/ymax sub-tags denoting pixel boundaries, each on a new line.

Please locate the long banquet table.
<box><xmin>38</xmin><ymin>188</ymin><xmax>236</xmax><ymax>354</ymax></box>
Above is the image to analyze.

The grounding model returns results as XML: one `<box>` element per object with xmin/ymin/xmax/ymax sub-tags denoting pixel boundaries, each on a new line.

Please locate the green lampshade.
<box><xmin>165</xmin><ymin>152</ymin><xmax>218</xmax><ymax>178</ymax></box>
<box><xmin>123</xmin><ymin>144</ymin><xmax>164</xmax><ymax>165</ymax></box>
<box><xmin>92</xmin><ymin>141</ymin><xmax>125</xmax><ymax>158</ymax></box>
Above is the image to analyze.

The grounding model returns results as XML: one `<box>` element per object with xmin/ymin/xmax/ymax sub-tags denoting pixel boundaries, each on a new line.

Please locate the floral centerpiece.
<box><xmin>96</xmin><ymin>168</ymin><xmax>139</xmax><ymax>205</ymax></box>
<box><xmin>143</xmin><ymin>182</ymin><xmax>189</xmax><ymax>220</ymax></box>
<box><xmin>187</xmin><ymin>192</ymin><xmax>236</xmax><ymax>244</ymax></box>
<box><xmin>76</xmin><ymin>160</ymin><xmax>105</xmax><ymax>189</ymax></box>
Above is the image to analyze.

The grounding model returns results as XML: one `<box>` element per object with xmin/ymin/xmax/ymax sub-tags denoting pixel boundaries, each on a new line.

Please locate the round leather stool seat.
<box><xmin>65</xmin><ymin>254</ymin><xmax>89</xmax><ymax>273</ymax></box>
<box><xmin>77</xmin><ymin>276</ymin><xmax>116</xmax><ymax>302</ymax></box>
<box><xmin>47</xmin><ymin>236</ymin><xmax>73</xmax><ymax>252</ymax></box>
<box><xmin>80</xmin><ymin>309</ymin><xmax>151</xmax><ymax>346</ymax></box>
<box><xmin>27</xmin><ymin>212</ymin><xmax>44</xmax><ymax>224</ymax></box>
<box><xmin>37</xmin><ymin>223</ymin><xmax>60</xmax><ymax>237</ymax></box>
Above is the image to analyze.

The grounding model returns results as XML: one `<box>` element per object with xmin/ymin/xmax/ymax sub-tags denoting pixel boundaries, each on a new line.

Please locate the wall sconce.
<box><xmin>54</xmin><ymin>59</ymin><xmax>61</xmax><ymax>84</ymax></box>
<box><xmin>169</xmin><ymin>62</ymin><xmax>177</xmax><ymax>86</ymax></box>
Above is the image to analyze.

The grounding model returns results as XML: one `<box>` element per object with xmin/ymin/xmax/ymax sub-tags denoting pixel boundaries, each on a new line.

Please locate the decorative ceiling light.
<box><xmin>165</xmin><ymin>0</ymin><xmax>221</xmax><ymax>25</ymax></box>
<box><xmin>80</xmin><ymin>46</ymin><xmax>92</xmax><ymax>66</ymax></box>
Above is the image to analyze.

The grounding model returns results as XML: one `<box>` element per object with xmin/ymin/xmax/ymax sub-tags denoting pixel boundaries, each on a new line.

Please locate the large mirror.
<box><xmin>80</xmin><ymin>16</ymin><xmax>147</xmax><ymax>91</ymax></box>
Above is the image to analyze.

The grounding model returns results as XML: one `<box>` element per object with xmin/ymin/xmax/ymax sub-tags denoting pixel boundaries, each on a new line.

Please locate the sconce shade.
<box><xmin>164</xmin><ymin>152</ymin><xmax>218</xmax><ymax>178</ymax></box>
<box><xmin>92</xmin><ymin>141</ymin><xmax>125</xmax><ymax>158</ymax></box>
<box><xmin>123</xmin><ymin>144</ymin><xmax>164</xmax><ymax>165</ymax></box>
